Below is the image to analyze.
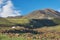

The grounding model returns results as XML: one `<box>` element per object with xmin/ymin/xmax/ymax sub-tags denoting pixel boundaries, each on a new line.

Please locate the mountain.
<box><xmin>23</xmin><ymin>9</ymin><xmax>60</xmax><ymax>19</ymax></box>
<box><xmin>0</xmin><ymin>8</ymin><xmax>60</xmax><ymax>27</ymax></box>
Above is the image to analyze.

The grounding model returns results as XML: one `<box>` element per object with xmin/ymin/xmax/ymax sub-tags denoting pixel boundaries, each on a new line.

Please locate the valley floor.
<box><xmin>0</xmin><ymin>25</ymin><xmax>60</xmax><ymax>40</ymax></box>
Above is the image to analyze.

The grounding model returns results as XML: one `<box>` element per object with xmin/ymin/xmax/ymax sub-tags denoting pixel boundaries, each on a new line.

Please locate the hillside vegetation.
<box><xmin>0</xmin><ymin>18</ymin><xmax>60</xmax><ymax>27</ymax></box>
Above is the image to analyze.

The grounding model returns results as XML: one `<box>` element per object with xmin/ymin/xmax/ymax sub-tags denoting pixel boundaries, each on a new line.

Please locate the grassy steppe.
<box><xmin>0</xmin><ymin>18</ymin><xmax>60</xmax><ymax>40</ymax></box>
<box><xmin>0</xmin><ymin>25</ymin><xmax>60</xmax><ymax>40</ymax></box>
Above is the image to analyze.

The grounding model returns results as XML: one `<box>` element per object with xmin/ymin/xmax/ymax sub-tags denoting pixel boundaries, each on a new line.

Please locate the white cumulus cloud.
<box><xmin>0</xmin><ymin>0</ymin><xmax>21</xmax><ymax>17</ymax></box>
<box><xmin>0</xmin><ymin>0</ymin><xmax>4</xmax><ymax>4</ymax></box>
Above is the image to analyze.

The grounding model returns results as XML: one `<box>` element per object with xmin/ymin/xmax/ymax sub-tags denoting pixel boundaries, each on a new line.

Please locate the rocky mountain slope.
<box><xmin>23</xmin><ymin>9</ymin><xmax>60</xmax><ymax>19</ymax></box>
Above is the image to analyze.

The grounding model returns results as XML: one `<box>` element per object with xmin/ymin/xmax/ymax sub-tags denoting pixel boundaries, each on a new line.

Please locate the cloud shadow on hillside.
<box><xmin>24</xmin><ymin>19</ymin><xmax>58</xmax><ymax>29</ymax></box>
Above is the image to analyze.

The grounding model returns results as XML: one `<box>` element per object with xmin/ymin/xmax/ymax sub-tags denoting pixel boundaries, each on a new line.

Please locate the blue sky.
<box><xmin>12</xmin><ymin>0</ymin><xmax>60</xmax><ymax>15</ymax></box>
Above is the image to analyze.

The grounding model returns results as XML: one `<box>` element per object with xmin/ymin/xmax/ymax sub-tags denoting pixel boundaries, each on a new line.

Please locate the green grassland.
<box><xmin>0</xmin><ymin>17</ymin><xmax>60</xmax><ymax>27</ymax></box>
<box><xmin>0</xmin><ymin>18</ymin><xmax>60</xmax><ymax>40</ymax></box>
<box><xmin>0</xmin><ymin>33</ymin><xmax>26</xmax><ymax>40</ymax></box>
<box><xmin>7</xmin><ymin>18</ymin><xmax>30</xmax><ymax>25</ymax></box>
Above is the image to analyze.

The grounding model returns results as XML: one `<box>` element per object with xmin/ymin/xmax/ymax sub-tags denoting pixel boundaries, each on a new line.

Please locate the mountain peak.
<box><xmin>23</xmin><ymin>9</ymin><xmax>60</xmax><ymax>19</ymax></box>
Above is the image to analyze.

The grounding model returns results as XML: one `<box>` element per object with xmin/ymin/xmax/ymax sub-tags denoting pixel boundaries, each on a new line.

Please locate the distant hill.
<box><xmin>23</xmin><ymin>9</ymin><xmax>60</xmax><ymax>19</ymax></box>
<box><xmin>0</xmin><ymin>18</ymin><xmax>14</xmax><ymax>27</ymax></box>
<box><xmin>7</xmin><ymin>16</ymin><xmax>23</xmax><ymax>19</ymax></box>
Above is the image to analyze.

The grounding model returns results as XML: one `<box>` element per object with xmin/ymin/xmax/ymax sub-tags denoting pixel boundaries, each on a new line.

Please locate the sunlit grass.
<box><xmin>7</xmin><ymin>18</ymin><xmax>30</xmax><ymax>25</ymax></box>
<box><xmin>0</xmin><ymin>33</ymin><xmax>27</xmax><ymax>40</ymax></box>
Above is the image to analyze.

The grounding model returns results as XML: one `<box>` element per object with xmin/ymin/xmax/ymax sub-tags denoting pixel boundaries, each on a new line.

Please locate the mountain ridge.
<box><xmin>22</xmin><ymin>8</ymin><xmax>60</xmax><ymax>19</ymax></box>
